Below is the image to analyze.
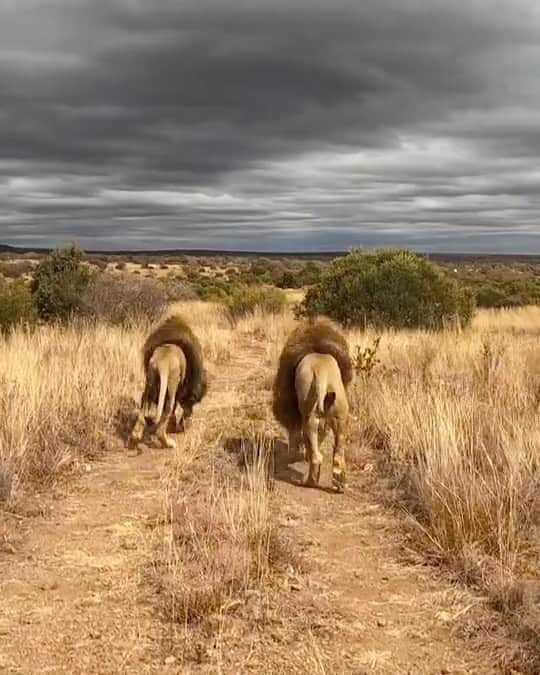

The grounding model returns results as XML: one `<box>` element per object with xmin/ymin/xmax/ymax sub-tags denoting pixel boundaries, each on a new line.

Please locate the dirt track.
<box><xmin>0</xmin><ymin>343</ymin><xmax>494</xmax><ymax>674</ymax></box>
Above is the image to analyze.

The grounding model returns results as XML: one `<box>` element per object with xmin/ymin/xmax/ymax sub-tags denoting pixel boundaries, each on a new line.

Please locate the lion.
<box><xmin>128</xmin><ymin>313</ymin><xmax>208</xmax><ymax>450</ymax></box>
<box><xmin>272</xmin><ymin>318</ymin><xmax>353</xmax><ymax>491</ymax></box>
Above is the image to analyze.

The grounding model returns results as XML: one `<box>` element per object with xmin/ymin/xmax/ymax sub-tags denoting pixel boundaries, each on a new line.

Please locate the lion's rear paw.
<box><xmin>305</xmin><ymin>463</ymin><xmax>321</xmax><ymax>488</ymax></box>
<box><xmin>332</xmin><ymin>470</ymin><xmax>346</xmax><ymax>493</ymax></box>
<box><xmin>127</xmin><ymin>436</ymin><xmax>141</xmax><ymax>451</ymax></box>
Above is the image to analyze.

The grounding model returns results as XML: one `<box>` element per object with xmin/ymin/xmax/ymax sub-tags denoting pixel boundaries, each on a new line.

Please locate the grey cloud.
<box><xmin>1</xmin><ymin>0</ymin><xmax>540</xmax><ymax>251</ymax></box>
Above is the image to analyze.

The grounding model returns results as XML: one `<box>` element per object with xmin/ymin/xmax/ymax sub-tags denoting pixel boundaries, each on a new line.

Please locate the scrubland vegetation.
<box><xmin>0</xmin><ymin>244</ymin><xmax>539</xmax><ymax>671</ymax></box>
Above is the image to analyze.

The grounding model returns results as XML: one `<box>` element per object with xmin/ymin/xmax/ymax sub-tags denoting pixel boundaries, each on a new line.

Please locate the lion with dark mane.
<box><xmin>272</xmin><ymin>317</ymin><xmax>353</xmax><ymax>491</ymax></box>
<box><xmin>129</xmin><ymin>313</ymin><xmax>208</xmax><ymax>450</ymax></box>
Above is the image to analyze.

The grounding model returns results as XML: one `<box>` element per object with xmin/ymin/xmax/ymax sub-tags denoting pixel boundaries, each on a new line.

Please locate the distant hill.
<box><xmin>1</xmin><ymin>242</ymin><xmax>539</xmax><ymax>264</ymax></box>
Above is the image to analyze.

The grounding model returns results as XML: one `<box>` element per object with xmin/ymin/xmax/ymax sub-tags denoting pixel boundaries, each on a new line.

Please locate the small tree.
<box><xmin>0</xmin><ymin>279</ymin><xmax>37</xmax><ymax>334</ymax></box>
<box><xmin>300</xmin><ymin>248</ymin><xmax>474</xmax><ymax>330</ymax></box>
<box><xmin>224</xmin><ymin>284</ymin><xmax>287</xmax><ymax>323</ymax></box>
<box><xmin>31</xmin><ymin>245</ymin><xmax>92</xmax><ymax>322</ymax></box>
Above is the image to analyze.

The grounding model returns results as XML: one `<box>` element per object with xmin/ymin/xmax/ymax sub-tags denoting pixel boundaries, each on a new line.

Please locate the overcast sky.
<box><xmin>1</xmin><ymin>0</ymin><xmax>540</xmax><ymax>253</ymax></box>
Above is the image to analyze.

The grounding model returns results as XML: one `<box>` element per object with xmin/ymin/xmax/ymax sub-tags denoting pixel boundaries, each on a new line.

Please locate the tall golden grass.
<box><xmin>0</xmin><ymin>322</ymin><xmax>140</xmax><ymax>501</ymax></box>
<box><xmin>348</xmin><ymin>309</ymin><xmax>539</xmax><ymax>586</ymax></box>
<box><xmin>0</xmin><ymin>301</ymin><xmax>234</xmax><ymax>503</ymax></box>
<box><xmin>349</xmin><ymin>308</ymin><xmax>540</xmax><ymax>668</ymax></box>
<box><xmin>0</xmin><ymin>302</ymin><xmax>538</xmax><ymax>665</ymax></box>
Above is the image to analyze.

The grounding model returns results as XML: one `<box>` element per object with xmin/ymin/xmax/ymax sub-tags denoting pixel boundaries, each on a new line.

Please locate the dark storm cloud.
<box><xmin>1</xmin><ymin>0</ymin><xmax>540</xmax><ymax>251</ymax></box>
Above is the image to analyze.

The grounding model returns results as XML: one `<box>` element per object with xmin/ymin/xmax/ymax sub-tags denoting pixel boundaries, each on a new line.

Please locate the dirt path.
<box><xmin>0</xmin><ymin>341</ymin><xmax>494</xmax><ymax>674</ymax></box>
<box><xmin>0</xmin><ymin>451</ymin><xmax>169</xmax><ymax>673</ymax></box>
<box><xmin>268</xmin><ymin>466</ymin><xmax>492</xmax><ymax>674</ymax></box>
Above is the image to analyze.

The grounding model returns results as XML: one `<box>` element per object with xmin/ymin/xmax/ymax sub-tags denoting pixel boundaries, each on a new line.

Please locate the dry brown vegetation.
<box><xmin>349</xmin><ymin>309</ymin><xmax>540</xmax><ymax>669</ymax></box>
<box><xmin>0</xmin><ymin>301</ymin><xmax>539</xmax><ymax>672</ymax></box>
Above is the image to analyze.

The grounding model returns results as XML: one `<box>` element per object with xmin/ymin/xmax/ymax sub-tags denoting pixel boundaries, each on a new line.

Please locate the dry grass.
<box><xmin>163</xmin><ymin>300</ymin><xmax>238</xmax><ymax>364</ymax></box>
<box><xmin>348</xmin><ymin>318</ymin><xmax>539</xmax><ymax>575</ymax></box>
<box><xmin>0</xmin><ymin>301</ymin><xmax>239</xmax><ymax>505</ymax></box>
<box><xmin>348</xmin><ymin>309</ymin><xmax>540</xmax><ymax>669</ymax></box>
<box><xmin>0</xmin><ymin>322</ymin><xmax>141</xmax><ymax>503</ymax></box>
<box><xmin>158</xmin><ymin>431</ymin><xmax>277</xmax><ymax>627</ymax></box>
<box><xmin>1</xmin><ymin>300</ymin><xmax>538</xmax><ymax>669</ymax></box>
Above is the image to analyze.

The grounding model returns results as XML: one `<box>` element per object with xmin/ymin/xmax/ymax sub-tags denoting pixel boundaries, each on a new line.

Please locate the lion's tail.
<box><xmin>312</xmin><ymin>370</ymin><xmax>336</xmax><ymax>416</ymax></box>
<box><xmin>155</xmin><ymin>360</ymin><xmax>170</xmax><ymax>424</ymax></box>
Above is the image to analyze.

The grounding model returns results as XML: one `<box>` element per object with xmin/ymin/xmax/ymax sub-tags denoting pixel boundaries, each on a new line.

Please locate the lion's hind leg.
<box><xmin>155</xmin><ymin>376</ymin><xmax>182</xmax><ymax>450</ymax></box>
<box><xmin>128</xmin><ymin>382</ymin><xmax>153</xmax><ymax>451</ymax></box>
<box><xmin>155</xmin><ymin>393</ymin><xmax>177</xmax><ymax>449</ymax></box>
<box><xmin>329</xmin><ymin>414</ymin><xmax>346</xmax><ymax>493</ymax></box>
<box><xmin>303</xmin><ymin>414</ymin><xmax>322</xmax><ymax>487</ymax></box>
<box><xmin>128</xmin><ymin>410</ymin><xmax>146</xmax><ymax>451</ymax></box>
<box><xmin>288</xmin><ymin>427</ymin><xmax>304</xmax><ymax>463</ymax></box>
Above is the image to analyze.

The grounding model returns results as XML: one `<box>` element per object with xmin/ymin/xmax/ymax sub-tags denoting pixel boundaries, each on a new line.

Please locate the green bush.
<box><xmin>223</xmin><ymin>285</ymin><xmax>287</xmax><ymax>322</ymax></box>
<box><xmin>30</xmin><ymin>245</ymin><xmax>92</xmax><ymax>322</ymax></box>
<box><xmin>276</xmin><ymin>270</ymin><xmax>298</xmax><ymax>289</ymax></box>
<box><xmin>475</xmin><ymin>280</ymin><xmax>540</xmax><ymax>308</ymax></box>
<box><xmin>193</xmin><ymin>277</ymin><xmax>232</xmax><ymax>301</ymax></box>
<box><xmin>475</xmin><ymin>285</ymin><xmax>509</xmax><ymax>308</ymax></box>
<box><xmin>300</xmin><ymin>248</ymin><xmax>474</xmax><ymax>330</ymax></box>
<box><xmin>274</xmin><ymin>260</ymin><xmax>326</xmax><ymax>289</ymax></box>
<box><xmin>0</xmin><ymin>280</ymin><xmax>37</xmax><ymax>334</ymax></box>
<box><xmin>299</xmin><ymin>260</ymin><xmax>324</xmax><ymax>286</ymax></box>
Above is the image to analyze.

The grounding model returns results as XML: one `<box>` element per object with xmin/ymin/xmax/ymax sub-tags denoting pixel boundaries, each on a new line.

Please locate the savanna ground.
<box><xmin>0</xmin><ymin>300</ymin><xmax>539</xmax><ymax>674</ymax></box>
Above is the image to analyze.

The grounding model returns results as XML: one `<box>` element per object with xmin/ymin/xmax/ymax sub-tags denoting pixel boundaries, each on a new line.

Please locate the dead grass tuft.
<box><xmin>158</xmin><ymin>432</ymin><xmax>280</xmax><ymax>627</ymax></box>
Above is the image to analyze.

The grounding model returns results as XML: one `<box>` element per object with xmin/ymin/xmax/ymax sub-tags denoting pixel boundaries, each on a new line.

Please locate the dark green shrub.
<box><xmin>275</xmin><ymin>261</ymin><xmax>326</xmax><ymax>289</ymax></box>
<box><xmin>193</xmin><ymin>277</ymin><xmax>232</xmax><ymax>301</ymax></box>
<box><xmin>475</xmin><ymin>280</ymin><xmax>540</xmax><ymax>308</ymax></box>
<box><xmin>475</xmin><ymin>285</ymin><xmax>509</xmax><ymax>308</ymax></box>
<box><xmin>30</xmin><ymin>245</ymin><xmax>92</xmax><ymax>322</ymax></box>
<box><xmin>0</xmin><ymin>279</ymin><xmax>37</xmax><ymax>334</ymax></box>
<box><xmin>276</xmin><ymin>270</ymin><xmax>298</xmax><ymax>289</ymax></box>
<box><xmin>224</xmin><ymin>285</ymin><xmax>287</xmax><ymax>322</ymax></box>
<box><xmin>299</xmin><ymin>260</ymin><xmax>324</xmax><ymax>286</ymax></box>
<box><xmin>300</xmin><ymin>248</ymin><xmax>474</xmax><ymax>330</ymax></box>
<box><xmin>248</xmin><ymin>258</ymin><xmax>273</xmax><ymax>277</ymax></box>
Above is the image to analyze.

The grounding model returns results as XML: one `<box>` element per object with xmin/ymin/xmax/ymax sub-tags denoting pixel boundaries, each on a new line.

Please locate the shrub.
<box><xmin>475</xmin><ymin>285</ymin><xmax>509</xmax><ymax>309</ymax></box>
<box><xmin>115</xmin><ymin>261</ymin><xmax>127</xmax><ymax>271</ymax></box>
<box><xmin>0</xmin><ymin>260</ymin><xmax>34</xmax><ymax>279</ymax></box>
<box><xmin>0</xmin><ymin>280</ymin><xmax>37</xmax><ymax>334</ymax></box>
<box><xmin>475</xmin><ymin>280</ymin><xmax>540</xmax><ymax>308</ymax></box>
<box><xmin>192</xmin><ymin>277</ymin><xmax>233</xmax><ymax>301</ymax></box>
<box><xmin>276</xmin><ymin>270</ymin><xmax>298</xmax><ymax>289</ymax></box>
<box><xmin>30</xmin><ymin>245</ymin><xmax>92</xmax><ymax>322</ymax></box>
<box><xmin>224</xmin><ymin>285</ymin><xmax>287</xmax><ymax>322</ymax></box>
<box><xmin>300</xmin><ymin>248</ymin><xmax>474</xmax><ymax>330</ymax></box>
<box><xmin>82</xmin><ymin>273</ymin><xmax>198</xmax><ymax>326</ymax></box>
<box><xmin>299</xmin><ymin>260</ymin><xmax>324</xmax><ymax>286</ymax></box>
<box><xmin>91</xmin><ymin>258</ymin><xmax>108</xmax><ymax>272</ymax></box>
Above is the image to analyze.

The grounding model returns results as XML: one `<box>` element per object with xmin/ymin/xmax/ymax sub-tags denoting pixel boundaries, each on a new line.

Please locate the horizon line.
<box><xmin>1</xmin><ymin>242</ymin><xmax>539</xmax><ymax>260</ymax></box>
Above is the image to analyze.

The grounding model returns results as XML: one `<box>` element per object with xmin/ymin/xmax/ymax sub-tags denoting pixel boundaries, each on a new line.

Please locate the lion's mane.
<box><xmin>272</xmin><ymin>318</ymin><xmax>353</xmax><ymax>431</ymax></box>
<box><xmin>142</xmin><ymin>313</ymin><xmax>208</xmax><ymax>405</ymax></box>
